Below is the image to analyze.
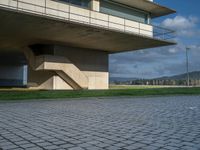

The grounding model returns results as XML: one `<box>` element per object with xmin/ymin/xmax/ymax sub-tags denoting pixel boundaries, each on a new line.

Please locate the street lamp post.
<box><xmin>186</xmin><ymin>47</ymin><xmax>190</xmax><ymax>87</ymax></box>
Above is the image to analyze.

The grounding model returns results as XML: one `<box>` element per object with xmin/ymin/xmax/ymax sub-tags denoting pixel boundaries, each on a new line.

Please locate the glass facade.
<box><xmin>100</xmin><ymin>0</ymin><xmax>149</xmax><ymax>24</ymax></box>
<box><xmin>59</xmin><ymin>0</ymin><xmax>90</xmax><ymax>8</ymax></box>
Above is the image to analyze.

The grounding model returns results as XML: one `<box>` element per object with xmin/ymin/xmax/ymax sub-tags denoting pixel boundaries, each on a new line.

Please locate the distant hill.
<box><xmin>109</xmin><ymin>77</ymin><xmax>138</xmax><ymax>82</ymax></box>
<box><xmin>110</xmin><ymin>71</ymin><xmax>200</xmax><ymax>83</ymax></box>
<box><xmin>155</xmin><ymin>71</ymin><xmax>200</xmax><ymax>80</ymax></box>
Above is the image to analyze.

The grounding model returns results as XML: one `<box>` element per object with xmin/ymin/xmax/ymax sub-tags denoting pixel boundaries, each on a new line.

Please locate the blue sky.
<box><xmin>109</xmin><ymin>0</ymin><xmax>200</xmax><ymax>79</ymax></box>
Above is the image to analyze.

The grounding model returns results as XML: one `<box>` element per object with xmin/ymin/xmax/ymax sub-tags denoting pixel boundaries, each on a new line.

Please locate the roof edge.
<box><xmin>109</xmin><ymin>0</ymin><xmax>176</xmax><ymax>18</ymax></box>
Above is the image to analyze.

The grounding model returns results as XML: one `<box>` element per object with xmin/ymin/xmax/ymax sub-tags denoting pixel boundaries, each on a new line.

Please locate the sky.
<box><xmin>109</xmin><ymin>0</ymin><xmax>200</xmax><ymax>79</ymax></box>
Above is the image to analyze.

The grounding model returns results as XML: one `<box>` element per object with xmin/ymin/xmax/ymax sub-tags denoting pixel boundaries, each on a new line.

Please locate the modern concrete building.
<box><xmin>0</xmin><ymin>0</ymin><xmax>176</xmax><ymax>90</ymax></box>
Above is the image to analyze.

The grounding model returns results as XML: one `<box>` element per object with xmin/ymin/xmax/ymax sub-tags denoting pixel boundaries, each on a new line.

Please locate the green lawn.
<box><xmin>0</xmin><ymin>86</ymin><xmax>200</xmax><ymax>101</ymax></box>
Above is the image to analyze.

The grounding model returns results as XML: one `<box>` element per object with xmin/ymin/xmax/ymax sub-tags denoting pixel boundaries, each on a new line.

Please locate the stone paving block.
<box><xmin>12</xmin><ymin>148</ymin><xmax>24</xmax><ymax>150</ymax></box>
<box><xmin>166</xmin><ymin>142</ymin><xmax>181</xmax><ymax>147</ymax></box>
<box><xmin>69</xmin><ymin>140</ymin><xmax>84</xmax><ymax>144</ymax></box>
<box><xmin>86</xmin><ymin>140</ymin><xmax>100</xmax><ymax>145</ymax></box>
<box><xmin>78</xmin><ymin>143</ymin><xmax>92</xmax><ymax>148</ymax></box>
<box><xmin>52</xmin><ymin>140</ymin><xmax>66</xmax><ymax>145</ymax></box>
<box><xmin>60</xmin><ymin>143</ymin><xmax>75</xmax><ymax>149</ymax></box>
<box><xmin>43</xmin><ymin>145</ymin><xmax>60</xmax><ymax>150</ymax></box>
<box><xmin>122</xmin><ymin>140</ymin><xmax>135</xmax><ymax>145</ymax></box>
<box><xmin>0</xmin><ymin>141</ymin><xmax>13</xmax><ymax>147</ymax></box>
<box><xmin>113</xmin><ymin>142</ymin><xmax>127</xmax><ymax>147</ymax></box>
<box><xmin>181</xmin><ymin>146</ymin><xmax>199</xmax><ymax>150</ymax></box>
<box><xmin>0</xmin><ymin>144</ymin><xmax>18</xmax><ymax>150</ymax></box>
<box><xmin>36</xmin><ymin>142</ymin><xmax>53</xmax><ymax>147</ymax></box>
<box><xmin>164</xmin><ymin>145</ymin><xmax>180</xmax><ymax>150</ymax></box>
<box><xmin>85</xmin><ymin>146</ymin><xmax>102</xmax><ymax>150</ymax></box>
<box><xmin>150</xmin><ymin>142</ymin><xmax>165</xmax><ymax>148</ymax></box>
<box><xmin>20</xmin><ymin>143</ymin><xmax>37</xmax><ymax>149</ymax></box>
<box><xmin>25</xmin><ymin>146</ymin><xmax>43</xmax><ymax>150</ymax></box>
<box><xmin>68</xmin><ymin>147</ymin><xmax>85</xmax><ymax>150</ymax></box>
<box><xmin>96</xmin><ymin>142</ymin><xmax>110</xmax><ymax>148</ymax></box>
<box><xmin>142</xmin><ymin>145</ymin><xmax>159</xmax><ymax>150</ymax></box>
<box><xmin>14</xmin><ymin>140</ymin><xmax>31</xmax><ymax>145</ymax></box>
<box><xmin>124</xmin><ymin>143</ymin><xmax>147</xmax><ymax>150</ymax></box>
<box><xmin>105</xmin><ymin>145</ymin><xmax>123</xmax><ymax>150</ymax></box>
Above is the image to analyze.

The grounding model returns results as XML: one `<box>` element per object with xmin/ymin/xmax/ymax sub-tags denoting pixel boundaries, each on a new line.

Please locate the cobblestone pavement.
<box><xmin>0</xmin><ymin>96</ymin><xmax>200</xmax><ymax>150</ymax></box>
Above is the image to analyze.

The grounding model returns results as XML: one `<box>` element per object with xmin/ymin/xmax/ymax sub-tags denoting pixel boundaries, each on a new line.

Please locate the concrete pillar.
<box><xmin>148</xmin><ymin>0</ymin><xmax>153</xmax><ymax>25</ymax></box>
<box><xmin>90</xmin><ymin>0</ymin><xmax>100</xmax><ymax>11</ymax></box>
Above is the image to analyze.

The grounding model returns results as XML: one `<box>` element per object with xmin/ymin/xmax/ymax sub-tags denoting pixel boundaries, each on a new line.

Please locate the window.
<box><xmin>59</xmin><ymin>0</ymin><xmax>90</xmax><ymax>8</ymax></box>
<box><xmin>100</xmin><ymin>0</ymin><xmax>149</xmax><ymax>24</ymax></box>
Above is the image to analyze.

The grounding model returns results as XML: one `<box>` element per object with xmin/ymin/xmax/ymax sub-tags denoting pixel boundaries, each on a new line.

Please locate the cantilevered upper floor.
<box><xmin>0</xmin><ymin>0</ymin><xmax>176</xmax><ymax>52</ymax></box>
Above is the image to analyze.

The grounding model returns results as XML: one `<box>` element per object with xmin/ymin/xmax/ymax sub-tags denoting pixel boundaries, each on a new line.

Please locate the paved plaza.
<box><xmin>0</xmin><ymin>96</ymin><xmax>200</xmax><ymax>150</ymax></box>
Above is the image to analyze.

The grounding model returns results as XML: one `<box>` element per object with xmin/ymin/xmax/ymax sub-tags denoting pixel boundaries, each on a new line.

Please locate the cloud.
<box><xmin>161</xmin><ymin>16</ymin><xmax>198</xmax><ymax>29</ymax></box>
<box><xmin>168</xmin><ymin>48</ymin><xmax>178</xmax><ymax>54</ymax></box>
<box><xmin>189</xmin><ymin>44</ymin><xmax>200</xmax><ymax>49</ymax></box>
<box><xmin>161</xmin><ymin>16</ymin><xmax>200</xmax><ymax>37</ymax></box>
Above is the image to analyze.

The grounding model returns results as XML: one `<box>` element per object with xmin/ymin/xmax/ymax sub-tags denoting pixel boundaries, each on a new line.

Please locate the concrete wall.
<box><xmin>54</xmin><ymin>46</ymin><xmax>109</xmax><ymax>90</ymax></box>
<box><xmin>35</xmin><ymin>55</ymin><xmax>89</xmax><ymax>89</ymax></box>
<box><xmin>28</xmin><ymin>68</ymin><xmax>73</xmax><ymax>90</ymax></box>
<box><xmin>25</xmin><ymin>45</ymin><xmax>109</xmax><ymax>90</ymax></box>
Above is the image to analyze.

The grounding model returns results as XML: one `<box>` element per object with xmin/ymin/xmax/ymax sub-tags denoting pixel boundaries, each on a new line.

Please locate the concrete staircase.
<box><xmin>23</xmin><ymin>47</ymin><xmax>88</xmax><ymax>90</ymax></box>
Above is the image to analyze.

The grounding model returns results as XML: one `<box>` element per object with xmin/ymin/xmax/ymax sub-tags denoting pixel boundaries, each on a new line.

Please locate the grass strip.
<box><xmin>0</xmin><ymin>87</ymin><xmax>200</xmax><ymax>101</ymax></box>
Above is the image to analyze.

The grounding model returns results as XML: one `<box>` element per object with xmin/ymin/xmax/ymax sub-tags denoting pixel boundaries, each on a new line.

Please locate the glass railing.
<box><xmin>0</xmin><ymin>0</ymin><xmax>176</xmax><ymax>42</ymax></box>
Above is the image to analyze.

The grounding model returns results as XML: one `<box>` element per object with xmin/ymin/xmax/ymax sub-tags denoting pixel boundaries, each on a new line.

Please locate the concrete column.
<box><xmin>147</xmin><ymin>14</ymin><xmax>151</xmax><ymax>24</ymax></box>
<box><xmin>90</xmin><ymin>0</ymin><xmax>100</xmax><ymax>11</ymax></box>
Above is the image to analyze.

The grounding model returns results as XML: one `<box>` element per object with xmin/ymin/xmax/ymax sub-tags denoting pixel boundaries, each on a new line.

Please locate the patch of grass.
<box><xmin>0</xmin><ymin>87</ymin><xmax>200</xmax><ymax>101</ymax></box>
